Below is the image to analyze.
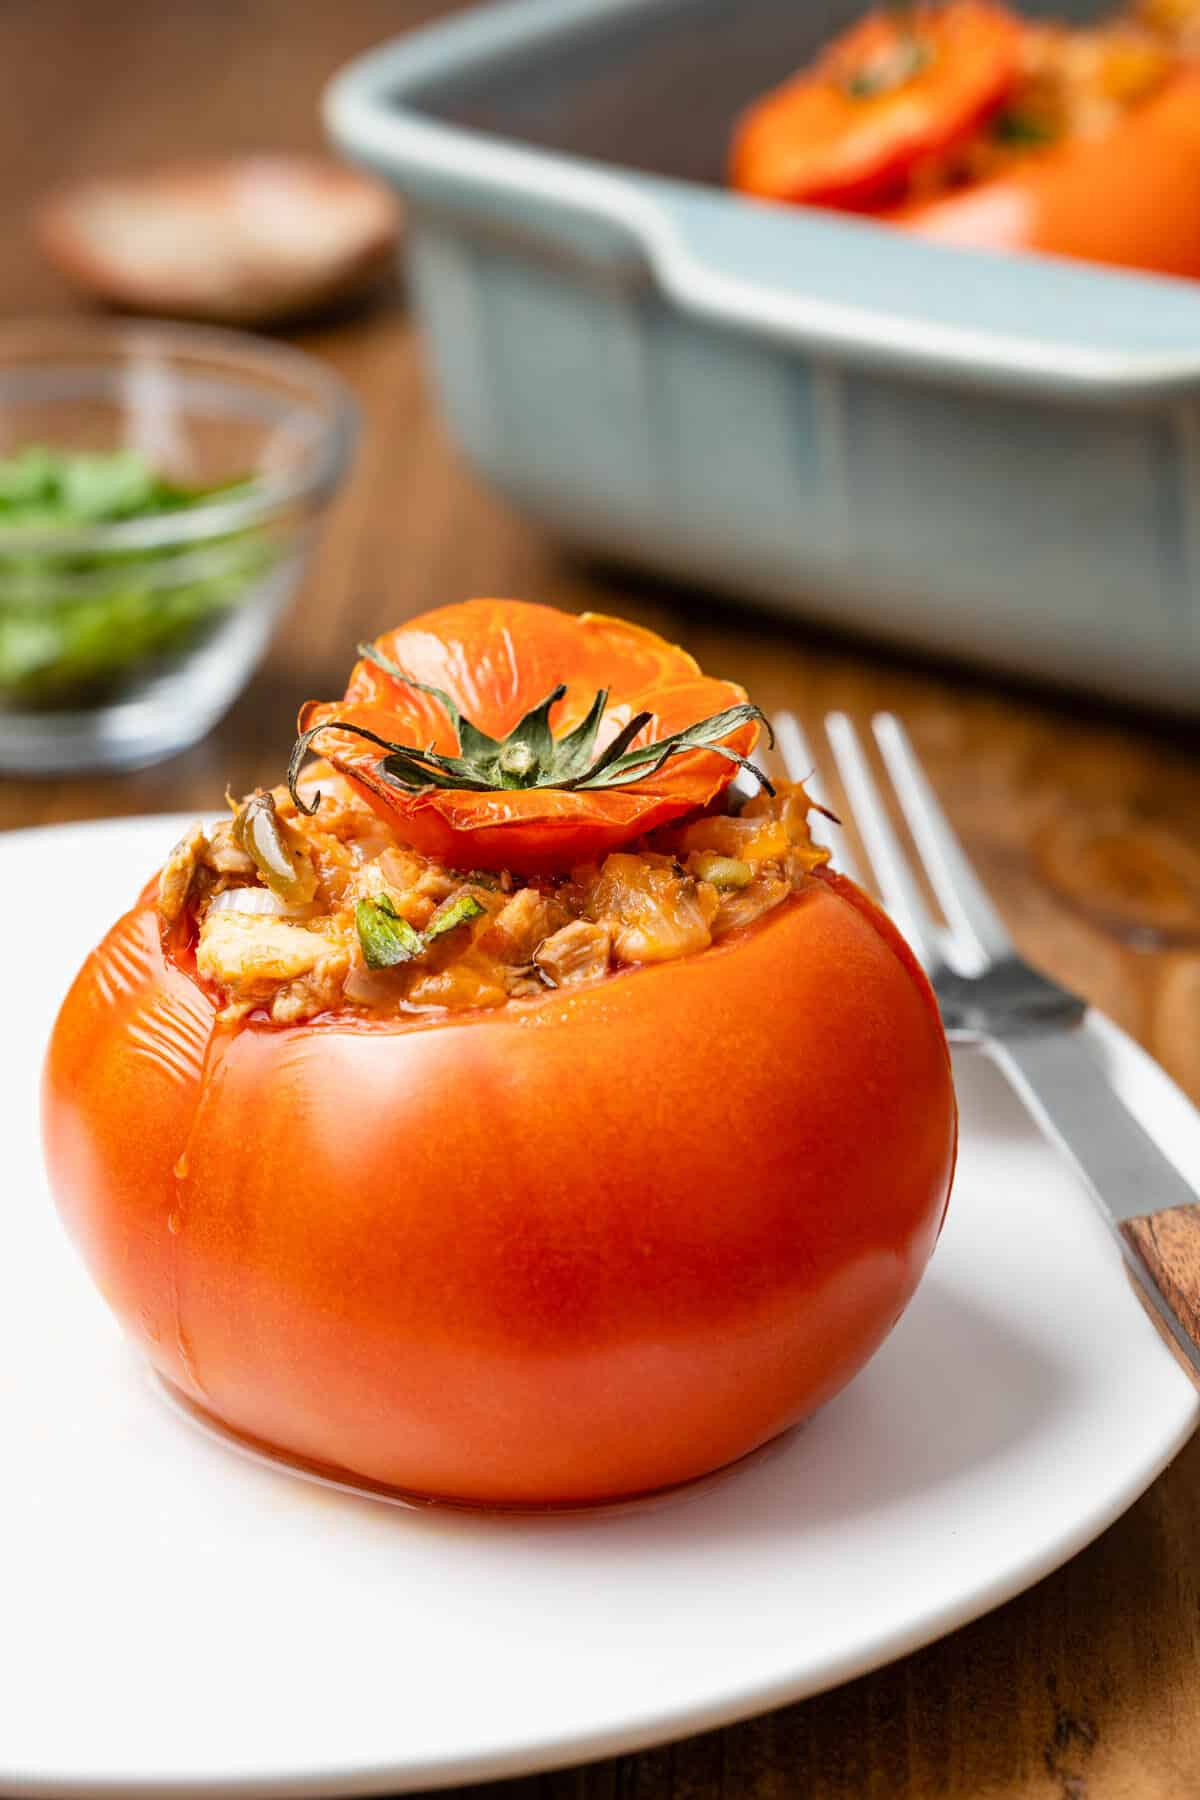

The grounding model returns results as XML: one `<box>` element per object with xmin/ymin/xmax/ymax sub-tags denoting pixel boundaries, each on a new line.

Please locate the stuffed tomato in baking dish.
<box><xmin>731</xmin><ymin>0</ymin><xmax>1200</xmax><ymax>281</ymax></box>
<box><xmin>42</xmin><ymin>600</ymin><xmax>956</xmax><ymax>1507</ymax></box>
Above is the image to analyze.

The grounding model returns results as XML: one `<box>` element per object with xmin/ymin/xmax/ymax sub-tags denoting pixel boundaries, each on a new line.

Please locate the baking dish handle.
<box><xmin>632</xmin><ymin>183</ymin><xmax>1200</xmax><ymax>402</ymax></box>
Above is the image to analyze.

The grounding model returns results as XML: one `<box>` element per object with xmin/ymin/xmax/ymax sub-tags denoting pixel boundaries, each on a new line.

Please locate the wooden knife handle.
<box><xmin>1121</xmin><ymin>1210</ymin><xmax>1200</xmax><ymax>1383</ymax></box>
<box><xmin>992</xmin><ymin>1030</ymin><xmax>1200</xmax><ymax>1388</ymax></box>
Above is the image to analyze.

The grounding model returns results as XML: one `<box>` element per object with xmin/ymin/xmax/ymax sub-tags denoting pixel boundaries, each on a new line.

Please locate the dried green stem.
<box><xmin>289</xmin><ymin>649</ymin><xmax>773</xmax><ymax>814</ymax></box>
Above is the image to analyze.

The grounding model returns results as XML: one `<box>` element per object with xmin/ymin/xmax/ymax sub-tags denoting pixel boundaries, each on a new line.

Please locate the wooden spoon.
<box><xmin>35</xmin><ymin>154</ymin><xmax>401</xmax><ymax>326</ymax></box>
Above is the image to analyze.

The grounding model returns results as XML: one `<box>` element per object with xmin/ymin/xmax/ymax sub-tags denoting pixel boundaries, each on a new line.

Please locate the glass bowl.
<box><xmin>0</xmin><ymin>319</ymin><xmax>357</xmax><ymax>773</ymax></box>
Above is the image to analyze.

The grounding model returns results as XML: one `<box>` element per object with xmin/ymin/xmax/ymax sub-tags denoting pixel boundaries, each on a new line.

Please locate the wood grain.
<box><xmin>1122</xmin><ymin>1211</ymin><xmax>1200</xmax><ymax>1376</ymax></box>
<box><xmin>3</xmin><ymin>3</ymin><xmax>1200</xmax><ymax>1797</ymax></box>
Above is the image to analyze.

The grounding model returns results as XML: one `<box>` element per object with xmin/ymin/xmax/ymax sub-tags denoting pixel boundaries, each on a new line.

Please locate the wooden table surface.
<box><xmin>5</xmin><ymin>3</ymin><xmax>1200</xmax><ymax>1795</ymax></box>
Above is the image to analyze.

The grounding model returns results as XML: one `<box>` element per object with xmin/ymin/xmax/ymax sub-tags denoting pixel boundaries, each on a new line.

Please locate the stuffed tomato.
<box><xmin>43</xmin><ymin>600</ymin><xmax>956</xmax><ymax>1506</ymax></box>
<box><xmin>731</xmin><ymin>0</ymin><xmax>1200</xmax><ymax>282</ymax></box>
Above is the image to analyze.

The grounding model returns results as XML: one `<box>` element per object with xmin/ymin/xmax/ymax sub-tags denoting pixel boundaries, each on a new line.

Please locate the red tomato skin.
<box><xmin>730</xmin><ymin>1</ymin><xmax>1021</xmax><ymax>208</ymax></box>
<box><xmin>894</xmin><ymin>75</ymin><xmax>1200</xmax><ymax>280</ymax></box>
<box><xmin>42</xmin><ymin>871</ymin><xmax>956</xmax><ymax>1506</ymax></box>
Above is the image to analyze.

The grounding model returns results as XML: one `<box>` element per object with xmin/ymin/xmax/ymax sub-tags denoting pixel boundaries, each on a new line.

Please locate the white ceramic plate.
<box><xmin>4</xmin><ymin>815</ymin><xmax>1198</xmax><ymax>1799</ymax></box>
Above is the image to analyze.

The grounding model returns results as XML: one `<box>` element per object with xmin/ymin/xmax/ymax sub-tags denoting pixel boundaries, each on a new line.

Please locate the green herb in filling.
<box><xmin>355</xmin><ymin>888</ymin><xmax>488</xmax><ymax>970</ymax></box>
<box><xmin>425</xmin><ymin>892</ymin><xmax>487</xmax><ymax>942</ymax></box>
<box><xmin>990</xmin><ymin>109</ymin><xmax>1059</xmax><ymax>145</ymax></box>
<box><xmin>356</xmin><ymin>894</ymin><xmax>425</xmax><ymax>969</ymax></box>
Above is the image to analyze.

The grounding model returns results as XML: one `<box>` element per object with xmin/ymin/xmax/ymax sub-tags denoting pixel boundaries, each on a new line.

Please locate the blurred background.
<box><xmin>0</xmin><ymin>0</ymin><xmax>1196</xmax><ymax>1100</ymax></box>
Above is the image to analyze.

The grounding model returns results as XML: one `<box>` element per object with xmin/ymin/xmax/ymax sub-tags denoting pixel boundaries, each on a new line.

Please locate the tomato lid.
<box><xmin>289</xmin><ymin>600</ymin><xmax>769</xmax><ymax>874</ymax></box>
<box><xmin>731</xmin><ymin>1</ymin><xmax>1022</xmax><ymax>207</ymax></box>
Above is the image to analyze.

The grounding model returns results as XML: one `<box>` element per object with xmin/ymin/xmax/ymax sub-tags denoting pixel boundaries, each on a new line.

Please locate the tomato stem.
<box><xmin>288</xmin><ymin>643</ymin><xmax>775</xmax><ymax>817</ymax></box>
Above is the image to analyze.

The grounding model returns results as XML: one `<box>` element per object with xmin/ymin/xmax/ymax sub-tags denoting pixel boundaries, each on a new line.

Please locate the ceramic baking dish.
<box><xmin>326</xmin><ymin>0</ymin><xmax>1200</xmax><ymax>711</ymax></box>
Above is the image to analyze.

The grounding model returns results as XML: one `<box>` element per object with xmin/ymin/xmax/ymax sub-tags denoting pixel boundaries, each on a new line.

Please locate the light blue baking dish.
<box><xmin>326</xmin><ymin>0</ymin><xmax>1200</xmax><ymax>711</ymax></box>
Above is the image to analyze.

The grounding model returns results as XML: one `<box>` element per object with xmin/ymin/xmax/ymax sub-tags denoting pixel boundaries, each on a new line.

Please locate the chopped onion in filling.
<box><xmin>158</xmin><ymin>765</ymin><xmax>831</xmax><ymax>1023</ymax></box>
<box><xmin>206</xmin><ymin>887</ymin><xmax>316</xmax><ymax>919</ymax></box>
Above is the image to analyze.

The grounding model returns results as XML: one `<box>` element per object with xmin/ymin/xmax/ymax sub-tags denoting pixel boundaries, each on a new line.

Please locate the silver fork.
<box><xmin>770</xmin><ymin>708</ymin><xmax>1200</xmax><ymax>1383</ymax></box>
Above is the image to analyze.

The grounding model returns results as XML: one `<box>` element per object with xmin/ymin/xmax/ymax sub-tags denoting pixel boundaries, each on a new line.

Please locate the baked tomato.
<box><xmin>294</xmin><ymin>598</ymin><xmax>764</xmax><ymax>874</ymax></box>
<box><xmin>42</xmin><ymin>601</ymin><xmax>956</xmax><ymax>1507</ymax></box>
<box><xmin>893</xmin><ymin>71</ymin><xmax>1200</xmax><ymax>279</ymax></box>
<box><xmin>730</xmin><ymin>0</ymin><xmax>1021</xmax><ymax>207</ymax></box>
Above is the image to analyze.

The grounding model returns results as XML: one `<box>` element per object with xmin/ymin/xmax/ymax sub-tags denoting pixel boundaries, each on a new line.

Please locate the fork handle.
<box><xmin>991</xmin><ymin>1027</ymin><xmax>1200</xmax><ymax>1383</ymax></box>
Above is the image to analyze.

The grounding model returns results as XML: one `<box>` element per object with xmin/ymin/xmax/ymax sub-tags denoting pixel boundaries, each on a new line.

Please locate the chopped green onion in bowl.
<box><xmin>0</xmin><ymin>318</ymin><xmax>357</xmax><ymax>774</ymax></box>
<box><xmin>0</xmin><ymin>446</ymin><xmax>270</xmax><ymax>712</ymax></box>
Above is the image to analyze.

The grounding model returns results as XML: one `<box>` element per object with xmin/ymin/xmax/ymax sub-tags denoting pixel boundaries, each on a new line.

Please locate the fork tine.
<box><xmin>872</xmin><ymin>713</ymin><xmax>1012</xmax><ymax>971</ymax></box>
<box><xmin>771</xmin><ymin>709</ymin><xmax>864</xmax><ymax>884</ymax></box>
<box><xmin>824</xmin><ymin>712</ymin><xmax>943</xmax><ymax>970</ymax></box>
